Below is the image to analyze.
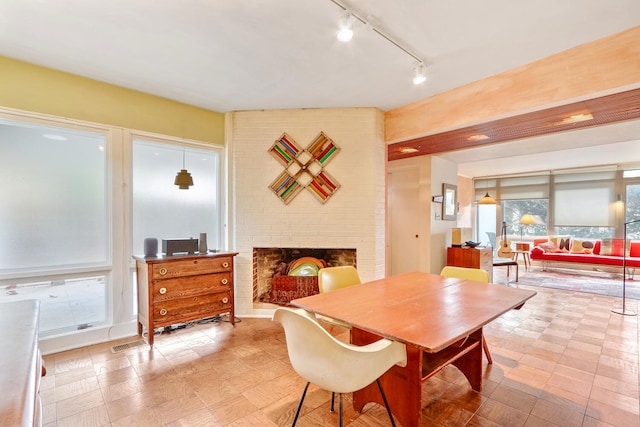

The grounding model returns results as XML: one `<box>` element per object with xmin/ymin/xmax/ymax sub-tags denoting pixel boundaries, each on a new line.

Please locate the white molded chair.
<box><xmin>317</xmin><ymin>266</ymin><xmax>361</xmax><ymax>329</ymax></box>
<box><xmin>439</xmin><ymin>266</ymin><xmax>493</xmax><ymax>364</ymax></box>
<box><xmin>273</xmin><ymin>307</ymin><xmax>406</xmax><ymax>427</ymax></box>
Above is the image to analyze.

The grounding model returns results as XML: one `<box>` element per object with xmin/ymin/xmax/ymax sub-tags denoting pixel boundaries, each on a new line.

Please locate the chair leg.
<box><xmin>339</xmin><ymin>393</ymin><xmax>343</xmax><ymax>427</ymax></box>
<box><xmin>330</xmin><ymin>392</ymin><xmax>335</xmax><ymax>412</ymax></box>
<box><xmin>376</xmin><ymin>379</ymin><xmax>396</xmax><ymax>427</ymax></box>
<box><xmin>292</xmin><ymin>382</ymin><xmax>310</xmax><ymax>427</ymax></box>
<box><xmin>482</xmin><ymin>337</ymin><xmax>493</xmax><ymax>364</ymax></box>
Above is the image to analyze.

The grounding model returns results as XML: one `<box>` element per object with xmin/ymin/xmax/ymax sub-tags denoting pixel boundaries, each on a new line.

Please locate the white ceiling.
<box><xmin>1</xmin><ymin>0</ymin><xmax>639</xmax><ymax>176</ymax></box>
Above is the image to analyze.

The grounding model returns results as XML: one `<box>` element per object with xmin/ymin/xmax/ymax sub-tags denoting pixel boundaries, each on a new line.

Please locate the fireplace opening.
<box><xmin>253</xmin><ymin>247</ymin><xmax>357</xmax><ymax>306</ymax></box>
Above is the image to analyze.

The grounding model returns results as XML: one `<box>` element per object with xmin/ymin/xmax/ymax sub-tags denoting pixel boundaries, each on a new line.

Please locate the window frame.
<box><xmin>0</xmin><ymin>108</ymin><xmax>226</xmax><ymax>352</ymax></box>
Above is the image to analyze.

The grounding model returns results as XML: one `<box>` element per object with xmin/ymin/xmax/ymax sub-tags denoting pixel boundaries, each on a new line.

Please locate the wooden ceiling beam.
<box><xmin>387</xmin><ymin>87</ymin><xmax>640</xmax><ymax>161</ymax></box>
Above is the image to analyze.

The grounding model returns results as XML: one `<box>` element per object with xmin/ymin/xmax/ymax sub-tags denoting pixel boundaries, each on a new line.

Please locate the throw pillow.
<box><xmin>600</xmin><ymin>238</ymin><xmax>630</xmax><ymax>257</ymax></box>
<box><xmin>549</xmin><ymin>235</ymin><xmax>571</xmax><ymax>252</ymax></box>
<box><xmin>571</xmin><ymin>239</ymin><xmax>597</xmax><ymax>254</ymax></box>
<box><xmin>538</xmin><ymin>240</ymin><xmax>561</xmax><ymax>253</ymax></box>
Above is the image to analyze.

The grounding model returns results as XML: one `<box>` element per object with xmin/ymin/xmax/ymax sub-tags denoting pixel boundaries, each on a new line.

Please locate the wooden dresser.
<box><xmin>0</xmin><ymin>299</ymin><xmax>44</xmax><ymax>427</ymax></box>
<box><xmin>446</xmin><ymin>246</ymin><xmax>493</xmax><ymax>282</ymax></box>
<box><xmin>134</xmin><ymin>252</ymin><xmax>238</xmax><ymax>345</ymax></box>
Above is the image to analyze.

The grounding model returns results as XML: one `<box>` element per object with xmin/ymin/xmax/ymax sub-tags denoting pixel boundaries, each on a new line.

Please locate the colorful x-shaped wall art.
<box><xmin>268</xmin><ymin>132</ymin><xmax>341</xmax><ymax>204</ymax></box>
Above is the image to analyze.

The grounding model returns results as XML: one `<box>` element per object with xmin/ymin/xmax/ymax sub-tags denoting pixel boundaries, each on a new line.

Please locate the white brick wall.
<box><xmin>227</xmin><ymin>108</ymin><xmax>386</xmax><ymax>317</ymax></box>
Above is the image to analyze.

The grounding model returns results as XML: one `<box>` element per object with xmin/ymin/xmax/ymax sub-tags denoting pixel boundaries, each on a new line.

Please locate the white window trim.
<box><xmin>0</xmin><ymin>107</ymin><xmax>226</xmax><ymax>354</ymax></box>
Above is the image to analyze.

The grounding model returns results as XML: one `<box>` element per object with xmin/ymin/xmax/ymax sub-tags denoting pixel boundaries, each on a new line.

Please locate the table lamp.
<box><xmin>519</xmin><ymin>214</ymin><xmax>536</xmax><ymax>241</ymax></box>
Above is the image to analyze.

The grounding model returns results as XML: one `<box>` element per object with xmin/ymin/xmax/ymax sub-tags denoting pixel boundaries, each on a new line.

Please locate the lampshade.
<box><xmin>174</xmin><ymin>169</ymin><xmax>193</xmax><ymax>189</ymax></box>
<box><xmin>478</xmin><ymin>192</ymin><xmax>497</xmax><ymax>205</ymax></box>
<box><xmin>519</xmin><ymin>214</ymin><xmax>536</xmax><ymax>225</ymax></box>
<box><xmin>174</xmin><ymin>145</ymin><xmax>194</xmax><ymax>189</ymax></box>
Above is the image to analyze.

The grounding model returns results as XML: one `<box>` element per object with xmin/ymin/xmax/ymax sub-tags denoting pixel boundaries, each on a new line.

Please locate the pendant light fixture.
<box><xmin>174</xmin><ymin>145</ymin><xmax>194</xmax><ymax>190</ymax></box>
<box><xmin>478</xmin><ymin>192</ymin><xmax>497</xmax><ymax>205</ymax></box>
<box><xmin>477</xmin><ymin>180</ymin><xmax>497</xmax><ymax>204</ymax></box>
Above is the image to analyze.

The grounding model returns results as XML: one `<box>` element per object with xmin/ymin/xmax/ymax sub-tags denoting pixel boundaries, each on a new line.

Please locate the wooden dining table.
<box><xmin>291</xmin><ymin>271</ymin><xmax>537</xmax><ymax>427</ymax></box>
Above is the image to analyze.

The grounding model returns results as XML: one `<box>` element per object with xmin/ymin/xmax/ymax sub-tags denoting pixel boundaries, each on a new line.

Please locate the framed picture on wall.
<box><xmin>442</xmin><ymin>183</ymin><xmax>457</xmax><ymax>221</ymax></box>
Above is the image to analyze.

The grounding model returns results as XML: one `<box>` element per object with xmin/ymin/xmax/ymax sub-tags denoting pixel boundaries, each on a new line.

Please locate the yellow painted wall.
<box><xmin>385</xmin><ymin>25</ymin><xmax>640</xmax><ymax>143</ymax></box>
<box><xmin>0</xmin><ymin>56</ymin><xmax>224</xmax><ymax>144</ymax></box>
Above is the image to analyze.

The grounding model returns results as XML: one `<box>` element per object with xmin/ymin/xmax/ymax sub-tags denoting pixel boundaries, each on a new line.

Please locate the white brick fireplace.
<box><xmin>226</xmin><ymin>108</ymin><xmax>387</xmax><ymax>317</ymax></box>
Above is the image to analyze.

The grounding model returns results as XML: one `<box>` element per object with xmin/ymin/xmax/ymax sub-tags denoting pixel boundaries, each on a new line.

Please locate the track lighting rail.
<box><xmin>328</xmin><ymin>0</ymin><xmax>424</xmax><ymax>64</ymax></box>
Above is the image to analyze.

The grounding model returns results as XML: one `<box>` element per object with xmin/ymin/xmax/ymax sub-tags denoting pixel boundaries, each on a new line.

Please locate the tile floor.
<box><xmin>41</xmin><ymin>283</ymin><xmax>639</xmax><ymax>426</ymax></box>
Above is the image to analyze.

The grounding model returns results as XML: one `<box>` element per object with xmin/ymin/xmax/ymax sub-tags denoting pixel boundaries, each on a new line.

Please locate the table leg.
<box><xmin>351</xmin><ymin>327</ymin><xmax>485</xmax><ymax>427</ymax></box>
<box><xmin>351</xmin><ymin>328</ymin><xmax>423</xmax><ymax>427</ymax></box>
<box><xmin>450</xmin><ymin>329</ymin><xmax>483</xmax><ymax>391</ymax></box>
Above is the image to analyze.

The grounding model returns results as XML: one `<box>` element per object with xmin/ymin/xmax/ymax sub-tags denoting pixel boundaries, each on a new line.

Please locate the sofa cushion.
<box><xmin>533</xmin><ymin>238</ymin><xmax>548</xmax><ymax>247</ymax></box>
<box><xmin>631</xmin><ymin>241</ymin><xmax>640</xmax><ymax>257</ymax></box>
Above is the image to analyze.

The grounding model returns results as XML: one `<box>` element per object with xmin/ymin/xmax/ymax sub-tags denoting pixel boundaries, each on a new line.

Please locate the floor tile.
<box><xmin>39</xmin><ymin>269</ymin><xmax>639</xmax><ymax>426</ymax></box>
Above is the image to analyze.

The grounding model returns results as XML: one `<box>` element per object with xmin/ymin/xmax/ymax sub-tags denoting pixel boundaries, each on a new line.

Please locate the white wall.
<box><xmin>430</xmin><ymin>156</ymin><xmax>459</xmax><ymax>272</ymax></box>
<box><xmin>226</xmin><ymin>108</ymin><xmax>386</xmax><ymax>317</ymax></box>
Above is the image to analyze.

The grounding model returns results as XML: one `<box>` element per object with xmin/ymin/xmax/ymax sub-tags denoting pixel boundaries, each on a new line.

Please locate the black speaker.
<box><xmin>143</xmin><ymin>238</ymin><xmax>158</xmax><ymax>256</ymax></box>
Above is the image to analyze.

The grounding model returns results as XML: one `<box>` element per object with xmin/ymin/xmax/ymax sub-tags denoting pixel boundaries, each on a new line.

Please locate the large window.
<box><xmin>132</xmin><ymin>138</ymin><xmax>222</xmax><ymax>255</ymax></box>
<box><xmin>0</xmin><ymin>113</ymin><xmax>225</xmax><ymax>348</ymax></box>
<box><xmin>0</xmin><ymin>117</ymin><xmax>110</xmax><ymax>335</ymax></box>
<box><xmin>476</xmin><ymin>168</ymin><xmax>638</xmax><ymax>241</ymax></box>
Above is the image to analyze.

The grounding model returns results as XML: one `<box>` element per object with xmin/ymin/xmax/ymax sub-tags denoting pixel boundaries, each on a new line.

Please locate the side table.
<box><xmin>513</xmin><ymin>243</ymin><xmax>531</xmax><ymax>270</ymax></box>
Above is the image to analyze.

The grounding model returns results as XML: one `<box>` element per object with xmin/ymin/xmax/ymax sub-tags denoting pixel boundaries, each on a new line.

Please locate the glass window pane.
<box><xmin>477</xmin><ymin>204</ymin><xmax>497</xmax><ymax>247</ymax></box>
<box><xmin>0</xmin><ymin>119</ymin><xmax>108</xmax><ymax>271</ymax></box>
<box><xmin>627</xmin><ymin>183</ymin><xmax>640</xmax><ymax>239</ymax></box>
<box><xmin>503</xmin><ymin>199</ymin><xmax>548</xmax><ymax>239</ymax></box>
<box><xmin>623</xmin><ymin>169</ymin><xmax>640</xmax><ymax>178</ymax></box>
<box><xmin>132</xmin><ymin>139</ymin><xmax>221</xmax><ymax>255</ymax></box>
<box><xmin>0</xmin><ymin>276</ymin><xmax>107</xmax><ymax>336</ymax></box>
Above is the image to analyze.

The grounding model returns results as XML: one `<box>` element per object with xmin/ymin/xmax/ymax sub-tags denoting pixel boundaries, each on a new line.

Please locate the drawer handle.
<box><xmin>159</xmin><ymin>267</ymin><xmax>168</xmax><ymax>275</ymax></box>
<box><xmin>159</xmin><ymin>287</ymin><xmax>167</xmax><ymax>295</ymax></box>
<box><xmin>222</xmin><ymin>297</ymin><xmax>229</xmax><ymax>304</ymax></box>
<box><xmin>222</xmin><ymin>262</ymin><xmax>229</xmax><ymax>268</ymax></box>
<box><xmin>160</xmin><ymin>309</ymin><xmax>167</xmax><ymax>316</ymax></box>
<box><xmin>221</xmin><ymin>278</ymin><xmax>228</xmax><ymax>285</ymax></box>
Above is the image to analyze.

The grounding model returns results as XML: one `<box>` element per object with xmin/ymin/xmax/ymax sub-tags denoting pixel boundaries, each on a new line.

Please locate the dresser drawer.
<box><xmin>152</xmin><ymin>257</ymin><xmax>233</xmax><ymax>279</ymax></box>
<box><xmin>152</xmin><ymin>291</ymin><xmax>232</xmax><ymax>327</ymax></box>
<box><xmin>152</xmin><ymin>273</ymin><xmax>231</xmax><ymax>302</ymax></box>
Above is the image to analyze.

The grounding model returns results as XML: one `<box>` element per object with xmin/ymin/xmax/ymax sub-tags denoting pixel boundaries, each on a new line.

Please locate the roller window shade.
<box><xmin>554</xmin><ymin>181</ymin><xmax>616</xmax><ymax>226</ymax></box>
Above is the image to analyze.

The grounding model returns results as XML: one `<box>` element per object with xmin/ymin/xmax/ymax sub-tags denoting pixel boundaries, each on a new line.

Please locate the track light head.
<box><xmin>337</xmin><ymin>11</ymin><xmax>353</xmax><ymax>42</ymax></box>
<box><xmin>412</xmin><ymin>62</ymin><xmax>426</xmax><ymax>85</ymax></box>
